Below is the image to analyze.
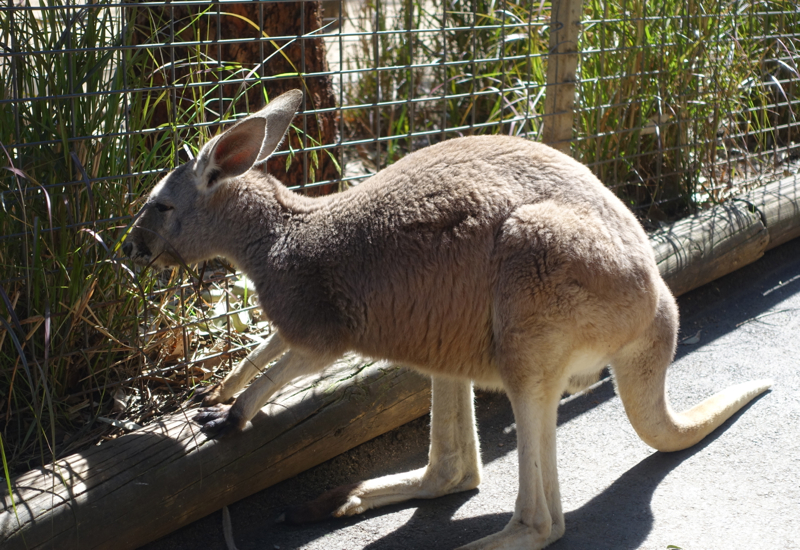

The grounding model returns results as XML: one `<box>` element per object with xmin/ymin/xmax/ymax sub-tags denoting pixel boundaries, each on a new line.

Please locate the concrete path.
<box><xmin>144</xmin><ymin>237</ymin><xmax>800</xmax><ymax>550</ymax></box>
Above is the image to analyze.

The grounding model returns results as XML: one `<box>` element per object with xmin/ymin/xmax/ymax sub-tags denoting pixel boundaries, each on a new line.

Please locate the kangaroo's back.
<box><xmin>348</xmin><ymin>135</ymin><xmax>628</xmax><ymax>224</ymax></box>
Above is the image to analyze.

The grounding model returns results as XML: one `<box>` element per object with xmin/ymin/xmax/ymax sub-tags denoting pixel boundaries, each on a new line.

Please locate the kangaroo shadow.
<box><xmin>548</xmin><ymin>399</ymin><xmax>772</xmax><ymax>550</ymax></box>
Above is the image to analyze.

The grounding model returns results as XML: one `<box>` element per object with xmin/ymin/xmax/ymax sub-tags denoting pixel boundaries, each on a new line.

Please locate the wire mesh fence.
<box><xmin>1</xmin><ymin>0</ymin><xmax>798</xmax><ymax>474</ymax></box>
<box><xmin>576</xmin><ymin>0</ymin><xmax>800</xmax><ymax>220</ymax></box>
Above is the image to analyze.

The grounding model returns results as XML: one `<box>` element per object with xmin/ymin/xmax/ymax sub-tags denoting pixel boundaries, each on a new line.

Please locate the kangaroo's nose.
<box><xmin>122</xmin><ymin>241</ymin><xmax>133</xmax><ymax>257</ymax></box>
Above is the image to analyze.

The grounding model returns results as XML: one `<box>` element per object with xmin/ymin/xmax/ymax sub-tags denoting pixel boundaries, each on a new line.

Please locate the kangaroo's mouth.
<box><xmin>122</xmin><ymin>240</ymin><xmax>161</xmax><ymax>267</ymax></box>
<box><xmin>122</xmin><ymin>231</ymin><xmax>184</xmax><ymax>268</ymax></box>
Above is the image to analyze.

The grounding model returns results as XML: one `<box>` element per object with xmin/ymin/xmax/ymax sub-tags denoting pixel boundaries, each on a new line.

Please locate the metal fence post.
<box><xmin>543</xmin><ymin>0</ymin><xmax>582</xmax><ymax>155</ymax></box>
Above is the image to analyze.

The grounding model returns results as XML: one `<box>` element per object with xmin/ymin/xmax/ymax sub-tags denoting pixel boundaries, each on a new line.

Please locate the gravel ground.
<box><xmin>143</xmin><ymin>237</ymin><xmax>800</xmax><ymax>550</ymax></box>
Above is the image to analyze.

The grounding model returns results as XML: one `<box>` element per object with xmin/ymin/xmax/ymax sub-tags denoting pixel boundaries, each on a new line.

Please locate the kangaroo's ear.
<box><xmin>194</xmin><ymin>89</ymin><xmax>303</xmax><ymax>191</ymax></box>
<box><xmin>254</xmin><ymin>89</ymin><xmax>304</xmax><ymax>161</ymax></box>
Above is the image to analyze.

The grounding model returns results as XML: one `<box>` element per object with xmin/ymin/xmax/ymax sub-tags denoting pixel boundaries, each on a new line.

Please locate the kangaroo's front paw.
<box><xmin>193</xmin><ymin>404</ymin><xmax>246</xmax><ymax>437</ymax></box>
<box><xmin>192</xmin><ymin>383</ymin><xmax>230</xmax><ymax>406</ymax></box>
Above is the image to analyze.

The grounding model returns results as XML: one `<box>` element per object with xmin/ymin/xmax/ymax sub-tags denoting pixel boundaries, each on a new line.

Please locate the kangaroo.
<box><xmin>123</xmin><ymin>89</ymin><xmax>771</xmax><ymax>549</ymax></box>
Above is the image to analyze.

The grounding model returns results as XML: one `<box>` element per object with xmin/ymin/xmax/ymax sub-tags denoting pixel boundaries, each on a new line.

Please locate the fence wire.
<box><xmin>0</xmin><ymin>0</ymin><xmax>798</xmax><ymax>473</ymax></box>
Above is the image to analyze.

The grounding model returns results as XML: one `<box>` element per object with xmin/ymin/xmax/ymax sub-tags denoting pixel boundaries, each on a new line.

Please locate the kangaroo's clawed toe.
<box><xmin>126</xmin><ymin>89</ymin><xmax>773</xmax><ymax>549</ymax></box>
<box><xmin>191</xmin><ymin>383</ymin><xmax>226</xmax><ymax>406</ymax></box>
<box><xmin>193</xmin><ymin>404</ymin><xmax>245</xmax><ymax>437</ymax></box>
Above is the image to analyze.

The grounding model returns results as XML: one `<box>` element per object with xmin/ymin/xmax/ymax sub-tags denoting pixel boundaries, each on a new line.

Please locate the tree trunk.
<box><xmin>130</xmin><ymin>1</ymin><xmax>339</xmax><ymax>194</ymax></box>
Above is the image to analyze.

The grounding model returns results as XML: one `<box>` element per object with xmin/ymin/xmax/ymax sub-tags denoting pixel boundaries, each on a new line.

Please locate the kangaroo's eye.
<box><xmin>154</xmin><ymin>203</ymin><xmax>174</xmax><ymax>213</ymax></box>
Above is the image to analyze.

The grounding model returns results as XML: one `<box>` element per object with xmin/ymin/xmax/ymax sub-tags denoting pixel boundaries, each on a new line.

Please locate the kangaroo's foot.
<box><xmin>280</xmin><ymin>377</ymin><xmax>482</xmax><ymax>525</ymax></box>
<box><xmin>456</xmin><ymin>518</ymin><xmax>565</xmax><ymax>550</ymax></box>
<box><xmin>193</xmin><ymin>403</ymin><xmax>246</xmax><ymax>437</ymax></box>
<box><xmin>278</xmin><ymin>462</ymin><xmax>480</xmax><ymax>525</ymax></box>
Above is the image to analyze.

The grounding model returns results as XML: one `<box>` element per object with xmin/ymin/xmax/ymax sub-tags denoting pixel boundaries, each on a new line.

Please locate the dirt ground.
<box><xmin>142</xmin><ymin>236</ymin><xmax>800</xmax><ymax>550</ymax></box>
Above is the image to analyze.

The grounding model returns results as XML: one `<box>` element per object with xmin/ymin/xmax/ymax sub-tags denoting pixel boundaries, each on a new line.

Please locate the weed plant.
<box><xmin>0</xmin><ymin>0</ymin><xmax>146</xmax><ymax>477</ymax></box>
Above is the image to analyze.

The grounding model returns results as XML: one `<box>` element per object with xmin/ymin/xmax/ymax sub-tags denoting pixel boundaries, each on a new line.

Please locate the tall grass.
<box><xmin>0</xmin><ymin>0</ymin><xmax>147</xmax><ymax>474</ymax></box>
<box><xmin>0</xmin><ymin>0</ymin><xmax>278</xmax><ymax>476</ymax></box>
<box><xmin>576</xmin><ymin>0</ymin><xmax>800</xmax><ymax>220</ymax></box>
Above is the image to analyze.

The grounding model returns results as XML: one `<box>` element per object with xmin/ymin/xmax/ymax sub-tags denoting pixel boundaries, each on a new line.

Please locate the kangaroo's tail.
<box><xmin>611</xmin><ymin>280</ymin><xmax>771</xmax><ymax>452</ymax></box>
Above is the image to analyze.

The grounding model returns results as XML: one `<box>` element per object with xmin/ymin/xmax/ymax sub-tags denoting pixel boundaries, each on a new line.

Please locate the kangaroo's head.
<box><xmin>123</xmin><ymin>89</ymin><xmax>303</xmax><ymax>268</ymax></box>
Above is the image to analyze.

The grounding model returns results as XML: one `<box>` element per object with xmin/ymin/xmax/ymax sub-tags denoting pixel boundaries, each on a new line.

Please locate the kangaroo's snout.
<box><xmin>122</xmin><ymin>236</ymin><xmax>152</xmax><ymax>264</ymax></box>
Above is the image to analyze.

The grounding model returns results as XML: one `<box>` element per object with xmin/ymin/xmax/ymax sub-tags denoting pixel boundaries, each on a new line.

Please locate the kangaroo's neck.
<box><xmin>219</xmin><ymin>172</ymin><xmax>328</xmax><ymax>275</ymax></box>
<box><xmin>218</xmin><ymin>173</ymin><xmax>354</xmax><ymax>353</ymax></box>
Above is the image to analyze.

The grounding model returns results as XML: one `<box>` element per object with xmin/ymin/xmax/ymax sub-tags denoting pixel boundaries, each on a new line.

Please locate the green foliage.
<box><xmin>0</xmin><ymin>0</ymin><xmax>147</xmax><ymax>474</ymax></box>
<box><xmin>0</xmin><ymin>0</ymin><xmax>265</xmax><ymax>475</ymax></box>
<box><xmin>576</xmin><ymin>0</ymin><xmax>799</xmax><ymax>219</ymax></box>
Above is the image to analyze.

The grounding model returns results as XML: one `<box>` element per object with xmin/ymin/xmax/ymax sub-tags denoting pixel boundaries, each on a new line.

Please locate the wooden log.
<box><xmin>0</xmin><ymin>357</ymin><xmax>431</xmax><ymax>550</ymax></box>
<box><xmin>737</xmin><ymin>174</ymin><xmax>800</xmax><ymax>251</ymax></box>
<box><xmin>543</xmin><ymin>0</ymin><xmax>582</xmax><ymax>154</ymax></box>
<box><xmin>3</xmin><ymin>176</ymin><xmax>799</xmax><ymax>550</ymax></box>
<box><xmin>650</xmin><ymin>202</ymin><xmax>769</xmax><ymax>297</ymax></box>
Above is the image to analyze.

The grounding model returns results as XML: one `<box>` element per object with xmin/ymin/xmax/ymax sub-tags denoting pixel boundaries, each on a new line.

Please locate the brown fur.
<box><xmin>124</xmin><ymin>90</ymin><xmax>771</xmax><ymax>549</ymax></box>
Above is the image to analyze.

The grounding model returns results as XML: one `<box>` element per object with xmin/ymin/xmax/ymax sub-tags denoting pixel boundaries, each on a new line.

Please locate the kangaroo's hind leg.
<box><xmin>279</xmin><ymin>376</ymin><xmax>482</xmax><ymax>524</ymax></box>
<box><xmin>457</xmin><ymin>202</ymin><xmax>602</xmax><ymax>550</ymax></box>
<box><xmin>458</xmin><ymin>349</ymin><xmax>566</xmax><ymax>550</ymax></box>
<box><xmin>612</xmin><ymin>278</ymin><xmax>772</xmax><ymax>452</ymax></box>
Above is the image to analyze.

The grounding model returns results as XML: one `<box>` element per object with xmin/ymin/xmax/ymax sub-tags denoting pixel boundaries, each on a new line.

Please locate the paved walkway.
<box><xmin>144</xmin><ymin>237</ymin><xmax>800</xmax><ymax>550</ymax></box>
